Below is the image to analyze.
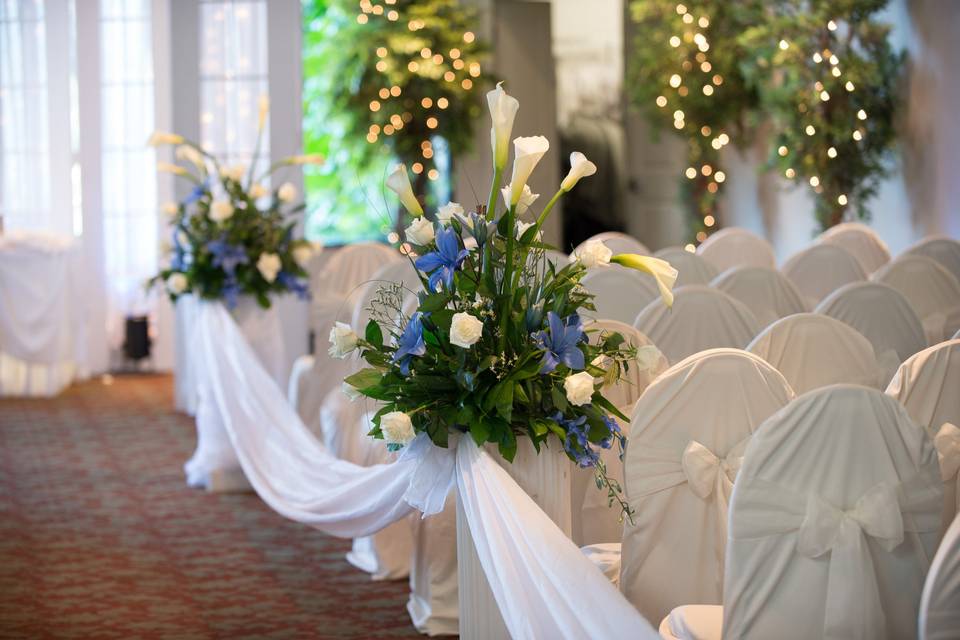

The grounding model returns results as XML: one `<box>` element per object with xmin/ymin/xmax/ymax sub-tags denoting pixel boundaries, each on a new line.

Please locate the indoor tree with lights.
<box><xmin>741</xmin><ymin>1</ymin><xmax>904</xmax><ymax>230</ymax></box>
<box><xmin>628</xmin><ymin>0</ymin><xmax>764</xmax><ymax>246</ymax></box>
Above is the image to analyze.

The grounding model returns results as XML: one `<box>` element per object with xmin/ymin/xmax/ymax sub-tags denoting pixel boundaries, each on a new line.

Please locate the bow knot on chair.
<box><xmin>681</xmin><ymin>440</ymin><xmax>742</xmax><ymax>500</ymax></box>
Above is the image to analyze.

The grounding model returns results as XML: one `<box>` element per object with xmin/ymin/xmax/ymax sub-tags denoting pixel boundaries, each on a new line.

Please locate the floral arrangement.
<box><xmin>148</xmin><ymin>98</ymin><xmax>320</xmax><ymax>309</ymax></box>
<box><xmin>331</xmin><ymin>84</ymin><xmax>678</xmax><ymax>513</ymax></box>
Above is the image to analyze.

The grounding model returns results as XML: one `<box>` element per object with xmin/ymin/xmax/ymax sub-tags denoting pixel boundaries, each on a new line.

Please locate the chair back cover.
<box><xmin>919</xmin><ymin>513</ymin><xmax>960</xmax><ymax>640</ymax></box>
<box><xmin>781</xmin><ymin>243</ymin><xmax>867</xmax><ymax>308</ymax></box>
<box><xmin>620</xmin><ymin>349</ymin><xmax>795</xmax><ymax>624</ymax></box>
<box><xmin>351</xmin><ymin>260</ymin><xmax>421</xmax><ymax>331</ymax></box>
<box><xmin>695</xmin><ymin>227</ymin><xmax>776</xmax><ymax>273</ymax></box>
<box><xmin>817</xmin><ymin>222</ymin><xmax>891</xmax><ymax>274</ymax></box>
<box><xmin>582</xmin><ymin>267</ymin><xmax>660</xmax><ymax>325</ymax></box>
<box><xmin>906</xmin><ymin>236</ymin><xmax>960</xmax><ymax>284</ymax></box>
<box><xmin>872</xmin><ymin>254</ymin><xmax>960</xmax><ymax>344</ymax></box>
<box><xmin>723</xmin><ymin>385</ymin><xmax>942</xmax><ymax>640</ymax></box>
<box><xmin>633</xmin><ymin>285</ymin><xmax>760</xmax><ymax>364</ymax></box>
<box><xmin>747</xmin><ymin>313</ymin><xmax>882</xmax><ymax>394</ymax></box>
<box><xmin>572</xmin><ymin>321</ymin><xmax>669</xmax><ymax>546</ymax></box>
<box><xmin>654</xmin><ymin>247</ymin><xmax>720</xmax><ymax>287</ymax></box>
<box><xmin>711</xmin><ymin>266</ymin><xmax>808</xmax><ymax>328</ymax></box>
<box><xmin>815</xmin><ymin>281</ymin><xmax>927</xmax><ymax>380</ymax></box>
<box><xmin>887</xmin><ymin>339</ymin><xmax>960</xmax><ymax>531</ymax></box>
<box><xmin>574</xmin><ymin>231</ymin><xmax>650</xmax><ymax>257</ymax></box>
<box><xmin>316</xmin><ymin>242</ymin><xmax>401</xmax><ymax>296</ymax></box>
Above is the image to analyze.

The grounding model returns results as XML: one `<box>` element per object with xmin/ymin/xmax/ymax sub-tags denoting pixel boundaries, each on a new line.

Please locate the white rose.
<box><xmin>405</xmin><ymin>216</ymin><xmax>435</xmax><ymax>246</ymax></box>
<box><xmin>342</xmin><ymin>381</ymin><xmax>362</xmax><ymax>402</ymax></box>
<box><xmin>249</xmin><ymin>183</ymin><xmax>268</xmax><ymax>199</ymax></box>
<box><xmin>256</xmin><ymin>252</ymin><xmax>282</xmax><ymax>283</ymax></box>
<box><xmin>636</xmin><ymin>345</ymin><xmax>665</xmax><ymax>372</ymax></box>
<box><xmin>328</xmin><ymin>322</ymin><xmax>359</xmax><ymax>359</ymax></box>
<box><xmin>436</xmin><ymin>201</ymin><xmax>464</xmax><ymax>225</ymax></box>
<box><xmin>381</xmin><ymin>410</ymin><xmax>416</xmax><ymax>445</ymax></box>
<box><xmin>449</xmin><ymin>312</ymin><xmax>484</xmax><ymax>349</ymax></box>
<box><xmin>162</xmin><ymin>202</ymin><xmax>179</xmax><ymax>217</ymax></box>
<box><xmin>209</xmin><ymin>199</ymin><xmax>234</xmax><ymax>223</ymax></box>
<box><xmin>166</xmin><ymin>272</ymin><xmax>188</xmax><ymax>295</ymax></box>
<box><xmin>292</xmin><ymin>245</ymin><xmax>313</xmax><ymax>268</ymax></box>
<box><xmin>277</xmin><ymin>181</ymin><xmax>298</xmax><ymax>203</ymax></box>
<box><xmin>572</xmin><ymin>239</ymin><xmax>612</xmax><ymax>268</ymax></box>
<box><xmin>564</xmin><ymin>371</ymin><xmax>595</xmax><ymax>407</ymax></box>
<box><xmin>560</xmin><ymin>151</ymin><xmax>598</xmax><ymax>192</ymax></box>
<box><xmin>501</xmin><ymin>183</ymin><xmax>540</xmax><ymax>216</ymax></box>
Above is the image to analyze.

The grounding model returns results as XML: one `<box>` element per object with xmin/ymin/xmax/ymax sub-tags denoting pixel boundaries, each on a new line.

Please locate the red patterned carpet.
<box><xmin>0</xmin><ymin>374</ymin><xmax>421</xmax><ymax>639</ymax></box>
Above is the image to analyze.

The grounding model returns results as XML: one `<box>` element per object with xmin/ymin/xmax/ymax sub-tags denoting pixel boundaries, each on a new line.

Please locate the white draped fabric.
<box><xmin>574</xmin><ymin>231</ymin><xmax>650</xmax><ymax>257</ymax></box>
<box><xmin>191</xmin><ymin>300</ymin><xmax>659</xmax><ymax>640</ymax></box>
<box><xmin>872</xmin><ymin>255</ymin><xmax>960</xmax><ymax>344</ymax></box>
<box><xmin>711</xmin><ymin>266</ymin><xmax>808</xmax><ymax>328</ymax></box>
<box><xmin>653</xmin><ymin>247</ymin><xmax>719</xmax><ymax>288</ymax></box>
<box><xmin>818</xmin><ymin>222</ymin><xmax>891</xmax><ymax>274</ymax></box>
<box><xmin>581</xmin><ymin>268</ymin><xmax>660</xmax><ymax>325</ymax></box>
<box><xmin>615</xmin><ymin>349</ymin><xmax>794</xmax><ymax>624</ymax></box>
<box><xmin>408</xmin><ymin>491</ymin><xmax>459</xmax><ymax>636</ymax></box>
<box><xmin>781</xmin><ymin>243</ymin><xmax>868</xmax><ymax>308</ymax></box>
<box><xmin>665</xmin><ymin>386</ymin><xmax>942</xmax><ymax>640</ymax></box>
<box><xmin>633</xmin><ymin>286</ymin><xmax>760</xmax><ymax>365</ymax></box>
<box><xmin>695</xmin><ymin>228</ymin><xmax>776</xmax><ymax>273</ymax></box>
<box><xmin>747</xmin><ymin>313</ymin><xmax>883</xmax><ymax>394</ymax></box>
<box><xmin>886</xmin><ymin>339</ymin><xmax>960</xmax><ymax>532</ymax></box>
<box><xmin>906</xmin><ymin>236</ymin><xmax>960</xmax><ymax>284</ymax></box>
<box><xmin>816</xmin><ymin>281</ymin><xmax>927</xmax><ymax>381</ymax></box>
<box><xmin>0</xmin><ymin>231</ymin><xmax>88</xmax><ymax>396</ymax></box>
<box><xmin>919</xmin><ymin>512</ymin><xmax>960</xmax><ymax>640</ymax></box>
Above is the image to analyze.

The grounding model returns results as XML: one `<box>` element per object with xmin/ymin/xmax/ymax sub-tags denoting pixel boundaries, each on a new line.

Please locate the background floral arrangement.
<box><xmin>149</xmin><ymin>99</ymin><xmax>319</xmax><ymax>310</ymax></box>
<box><xmin>332</xmin><ymin>85</ymin><xmax>678</xmax><ymax>513</ymax></box>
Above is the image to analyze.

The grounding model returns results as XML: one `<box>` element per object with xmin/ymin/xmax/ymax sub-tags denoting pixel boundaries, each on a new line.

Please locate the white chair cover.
<box><xmin>818</xmin><ymin>222</ymin><xmax>891</xmax><ymax>274</ymax></box>
<box><xmin>192</xmin><ymin>300</ymin><xmax>660</xmax><ymax>640</ymax></box>
<box><xmin>905</xmin><ymin>236</ymin><xmax>960</xmax><ymax>284</ymax></box>
<box><xmin>574</xmin><ymin>231</ymin><xmax>650</xmax><ymax>257</ymax></box>
<box><xmin>710</xmin><ymin>266</ymin><xmax>808</xmax><ymax>328</ymax></box>
<box><xmin>581</xmin><ymin>267</ymin><xmax>660</xmax><ymax>325</ymax></box>
<box><xmin>617</xmin><ymin>349</ymin><xmax>794</xmax><ymax>625</ymax></box>
<box><xmin>919</xmin><ymin>513</ymin><xmax>960</xmax><ymax>640</ymax></box>
<box><xmin>571</xmin><ymin>321</ymin><xmax>668</xmax><ymax>547</ymax></box>
<box><xmin>719</xmin><ymin>386</ymin><xmax>942</xmax><ymax>640</ymax></box>
<box><xmin>633</xmin><ymin>285</ymin><xmax>760</xmax><ymax>365</ymax></box>
<box><xmin>872</xmin><ymin>255</ymin><xmax>960</xmax><ymax>344</ymax></box>
<box><xmin>886</xmin><ymin>339</ymin><xmax>960</xmax><ymax>532</ymax></box>
<box><xmin>654</xmin><ymin>247</ymin><xmax>720</xmax><ymax>287</ymax></box>
<box><xmin>816</xmin><ymin>281</ymin><xmax>927</xmax><ymax>382</ymax></box>
<box><xmin>781</xmin><ymin>243</ymin><xmax>868</xmax><ymax>308</ymax></box>
<box><xmin>695</xmin><ymin>228</ymin><xmax>776</xmax><ymax>273</ymax></box>
<box><xmin>0</xmin><ymin>231</ymin><xmax>88</xmax><ymax>397</ymax></box>
<box><xmin>747</xmin><ymin>313</ymin><xmax>883</xmax><ymax>394</ymax></box>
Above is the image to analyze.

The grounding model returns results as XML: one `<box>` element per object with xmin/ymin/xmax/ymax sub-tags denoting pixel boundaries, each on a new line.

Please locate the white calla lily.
<box><xmin>486</xmin><ymin>82</ymin><xmax>520</xmax><ymax>171</ymax></box>
<box><xmin>560</xmin><ymin>152</ymin><xmax>597</xmax><ymax>191</ymax></box>
<box><xmin>386</xmin><ymin>164</ymin><xmax>424</xmax><ymax>216</ymax></box>
<box><xmin>508</xmin><ymin>136</ymin><xmax>549</xmax><ymax>206</ymax></box>
<box><xmin>501</xmin><ymin>183</ymin><xmax>540</xmax><ymax>216</ymax></box>
<box><xmin>610</xmin><ymin>254</ymin><xmax>679</xmax><ymax>307</ymax></box>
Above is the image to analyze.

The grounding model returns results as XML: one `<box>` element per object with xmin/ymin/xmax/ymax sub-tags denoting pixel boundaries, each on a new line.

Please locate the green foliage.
<box><xmin>302</xmin><ymin>0</ymin><xmax>488</xmax><ymax>245</ymax></box>
<box><xmin>740</xmin><ymin>0</ymin><xmax>904</xmax><ymax>230</ymax></box>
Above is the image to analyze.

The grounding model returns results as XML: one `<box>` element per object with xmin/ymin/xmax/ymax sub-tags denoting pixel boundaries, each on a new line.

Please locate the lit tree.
<box><xmin>740</xmin><ymin>1</ymin><xmax>904</xmax><ymax>230</ymax></box>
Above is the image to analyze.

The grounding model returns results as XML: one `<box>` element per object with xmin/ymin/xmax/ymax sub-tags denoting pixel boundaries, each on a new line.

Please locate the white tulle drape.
<box><xmin>193</xmin><ymin>300</ymin><xmax>658</xmax><ymax>639</ymax></box>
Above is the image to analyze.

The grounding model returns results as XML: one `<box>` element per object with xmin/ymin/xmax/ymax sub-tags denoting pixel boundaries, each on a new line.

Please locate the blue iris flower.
<box><xmin>183</xmin><ymin>181</ymin><xmax>208</xmax><ymax>206</ymax></box>
<box><xmin>222</xmin><ymin>276</ymin><xmax>241</xmax><ymax>309</ymax></box>
<box><xmin>415</xmin><ymin>227</ymin><xmax>470</xmax><ymax>292</ymax></box>
<box><xmin>207</xmin><ymin>236</ymin><xmax>249</xmax><ymax>276</ymax></box>
<box><xmin>393</xmin><ymin>312</ymin><xmax>427</xmax><ymax>375</ymax></box>
<box><xmin>277</xmin><ymin>271</ymin><xmax>310</xmax><ymax>301</ymax></box>
<box><xmin>599</xmin><ymin>415</ymin><xmax>622</xmax><ymax>450</ymax></box>
<box><xmin>171</xmin><ymin>228</ymin><xmax>189</xmax><ymax>271</ymax></box>
<box><xmin>532</xmin><ymin>311</ymin><xmax>586</xmax><ymax>373</ymax></box>
<box><xmin>551</xmin><ymin>412</ymin><xmax>599</xmax><ymax>468</ymax></box>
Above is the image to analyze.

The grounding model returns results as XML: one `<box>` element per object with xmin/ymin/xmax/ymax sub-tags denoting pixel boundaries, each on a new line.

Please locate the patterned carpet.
<box><xmin>0</xmin><ymin>375</ymin><xmax>421</xmax><ymax>639</ymax></box>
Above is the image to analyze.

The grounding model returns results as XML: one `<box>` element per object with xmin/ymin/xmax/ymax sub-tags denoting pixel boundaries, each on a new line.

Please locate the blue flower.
<box><xmin>393</xmin><ymin>312</ymin><xmax>427</xmax><ymax>375</ymax></box>
<box><xmin>222</xmin><ymin>276</ymin><xmax>241</xmax><ymax>309</ymax></box>
<box><xmin>207</xmin><ymin>236</ymin><xmax>249</xmax><ymax>276</ymax></box>
<box><xmin>183</xmin><ymin>181</ymin><xmax>208</xmax><ymax>206</ymax></box>
<box><xmin>277</xmin><ymin>271</ymin><xmax>310</xmax><ymax>301</ymax></box>
<box><xmin>532</xmin><ymin>311</ymin><xmax>586</xmax><ymax>373</ymax></box>
<box><xmin>551</xmin><ymin>412</ymin><xmax>599</xmax><ymax>468</ymax></box>
<box><xmin>415</xmin><ymin>227</ymin><xmax>470</xmax><ymax>292</ymax></box>
<box><xmin>599</xmin><ymin>415</ymin><xmax>622</xmax><ymax>450</ymax></box>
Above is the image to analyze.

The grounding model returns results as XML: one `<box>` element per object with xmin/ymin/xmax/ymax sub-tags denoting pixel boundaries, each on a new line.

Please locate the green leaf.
<box><xmin>469</xmin><ymin>419</ymin><xmax>491</xmax><ymax>446</ymax></box>
<box><xmin>419</xmin><ymin>292</ymin><xmax>452</xmax><ymax>312</ymax></box>
<box><xmin>365</xmin><ymin>319</ymin><xmax>383</xmax><ymax>347</ymax></box>
<box><xmin>551</xmin><ymin>385</ymin><xmax>569</xmax><ymax>412</ymax></box>
<box><xmin>344</xmin><ymin>368</ymin><xmax>383</xmax><ymax>391</ymax></box>
<box><xmin>498</xmin><ymin>429</ymin><xmax>518</xmax><ymax>463</ymax></box>
<box><xmin>591</xmin><ymin>392</ymin><xmax>630</xmax><ymax>423</ymax></box>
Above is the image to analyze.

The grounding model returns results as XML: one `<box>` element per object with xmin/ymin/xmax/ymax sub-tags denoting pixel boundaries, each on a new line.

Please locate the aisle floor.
<box><xmin>0</xmin><ymin>374</ymin><xmax>420</xmax><ymax>639</ymax></box>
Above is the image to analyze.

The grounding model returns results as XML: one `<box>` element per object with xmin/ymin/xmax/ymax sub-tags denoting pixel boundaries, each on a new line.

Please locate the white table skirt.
<box><xmin>0</xmin><ymin>231</ymin><xmax>88</xmax><ymax>397</ymax></box>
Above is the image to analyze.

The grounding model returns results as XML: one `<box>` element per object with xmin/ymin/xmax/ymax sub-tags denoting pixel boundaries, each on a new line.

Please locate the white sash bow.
<box><xmin>401</xmin><ymin>433</ymin><xmax>458</xmax><ymax>517</ymax></box>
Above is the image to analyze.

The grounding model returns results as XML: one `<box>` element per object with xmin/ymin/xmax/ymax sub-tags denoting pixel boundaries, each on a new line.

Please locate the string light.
<box><xmin>827</xmin><ymin>146</ymin><xmax>837</xmax><ymax>158</ymax></box>
<box><xmin>684</xmin><ymin>243</ymin><xmax>696</xmax><ymax>253</ymax></box>
<box><xmin>714</xmin><ymin>171</ymin><xmax>725</xmax><ymax>183</ymax></box>
<box><xmin>837</xmin><ymin>194</ymin><xmax>848</xmax><ymax>205</ymax></box>
<box><xmin>656</xmin><ymin>95</ymin><xmax>668</xmax><ymax>107</ymax></box>
<box><xmin>685</xmin><ymin>167</ymin><xmax>697</xmax><ymax>179</ymax></box>
<box><xmin>704</xmin><ymin>214</ymin><xmax>715</xmax><ymax>226</ymax></box>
